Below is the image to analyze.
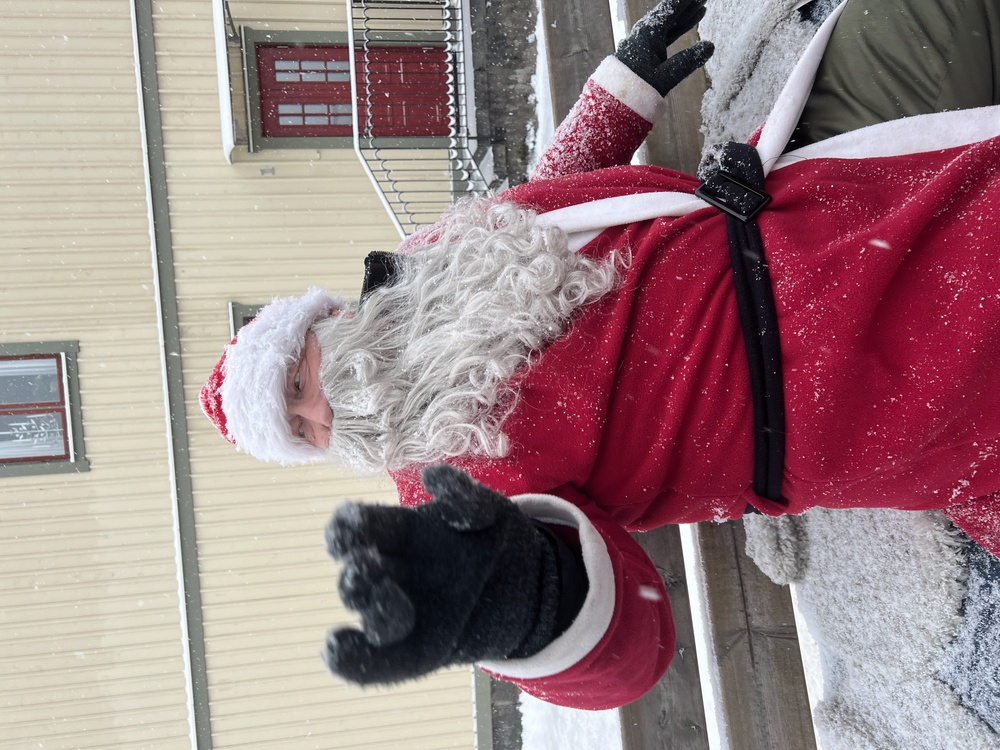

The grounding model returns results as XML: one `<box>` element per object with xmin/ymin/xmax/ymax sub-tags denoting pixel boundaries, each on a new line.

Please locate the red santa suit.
<box><xmin>391</xmin><ymin>6</ymin><xmax>1000</xmax><ymax>709</ymax></box>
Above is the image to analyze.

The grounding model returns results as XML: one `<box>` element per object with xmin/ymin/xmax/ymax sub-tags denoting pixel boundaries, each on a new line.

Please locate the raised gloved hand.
<box><xmin>323</xmin><ymin>464</ymin><xmax>586</xmax><ymax>685</ymax></box>
<box><xmin>615</xmin><ymin>0</ymin><xmax>715</xmax><ymax>96</ymax></box>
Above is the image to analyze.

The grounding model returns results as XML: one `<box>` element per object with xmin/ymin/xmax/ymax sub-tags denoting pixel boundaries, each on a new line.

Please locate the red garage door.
<box><xmin>256</xmin><ymin>44</ymin><xmax>452</xmax><ymax>139</ymax></box>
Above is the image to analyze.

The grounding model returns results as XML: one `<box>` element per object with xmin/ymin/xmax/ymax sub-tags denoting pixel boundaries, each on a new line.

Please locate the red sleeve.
<box><xmin>392</xmin><ymin>471</ymin><xmax>677</xmax><ymax>708</ymax></box>
<box><xmin>480</xmin><ymin>485</ymin><xmax>676</xmax><ymax>710</ymax></box>
<box><xmin>531</xmin><ymin>57</ymin><xmax>665</xmax><ymax>181</ymax></box>
<box><xmin>945</xmin><ymin>492</ymin><xmax>1000</xmax><ymax>558</ymax></box>
<box><xmin>391</xmin><ymin>465</ymin><xmax>426</xmax><ymax>507</ymax></box>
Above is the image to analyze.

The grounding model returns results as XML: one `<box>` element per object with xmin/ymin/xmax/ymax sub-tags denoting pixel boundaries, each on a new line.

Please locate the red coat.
<box><xmin>391</xmin><ymin>46</ymin><xmax>1000</xmax><ymax>708</ymax></box>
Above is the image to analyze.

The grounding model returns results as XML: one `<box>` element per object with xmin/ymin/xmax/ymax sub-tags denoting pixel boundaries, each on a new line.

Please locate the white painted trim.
<box><xmin>212</xmin><ymin>0</ymin><xmax>236</xmax><ymax>164</ymax></box>
<box><xmin>58</xmin><ymin>351</ymin><xmax>76</xmax><ymax>463</ymax></box>
<box><xmin>478</xmin><ymin>493</ymin><xmax>616</xmax><ymax>680</ymax></box>
<box><xmin>680</xmin><ymin>523</ymin><xmax>727</xmax><ymax>750</ymax></box>
<box><xmin>129</xmin><ymin>2</ymin><xmax>197</xmax><ymax>747</ymax></box>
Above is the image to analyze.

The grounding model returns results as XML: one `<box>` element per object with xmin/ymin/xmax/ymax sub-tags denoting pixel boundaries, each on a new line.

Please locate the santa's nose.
<box><xmin>291</xmin><ymin>394</ymin><xmax>332</xmax><ymax>427</ymax></box>
<box><xmin>287</xmin><ymin>395</ymin><xmax>333</xmax><ymax>448</ymax></box>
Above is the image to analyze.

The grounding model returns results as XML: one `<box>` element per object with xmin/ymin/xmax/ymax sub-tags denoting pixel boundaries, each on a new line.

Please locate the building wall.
<box><xmin>0</xmin><ymin>1</ymin><xmax>192</xmax><ymax>748</ymax></box>
<box><xmin>152</xmin><ymin>0</ymin><xmax>476</xmax><ymax>748</ymax></box>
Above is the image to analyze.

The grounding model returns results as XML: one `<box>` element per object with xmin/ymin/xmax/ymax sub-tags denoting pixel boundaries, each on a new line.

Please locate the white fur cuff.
<box><xmin>477</xmin><ymin>493</ymin><xmax>616</xmax><ymax>680</ymax></box>
<box><xmin>591</xmin><ymin>56</ymin><xmax>668</xmax><ymax>124</ymax></box>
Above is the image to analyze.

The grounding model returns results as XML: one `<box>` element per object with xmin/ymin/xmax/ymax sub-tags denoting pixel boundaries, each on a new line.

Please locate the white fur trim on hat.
<box><xmin>220</xmin><ymin>287</ymin><xmax>341</xmax><ymax>464</ymax></box>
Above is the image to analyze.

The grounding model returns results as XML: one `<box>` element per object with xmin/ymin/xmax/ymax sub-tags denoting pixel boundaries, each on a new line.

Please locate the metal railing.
<box><xmin>347</xmin><ymin>0</ymin><xmax>492</xmax><ymax>237</ymax></box>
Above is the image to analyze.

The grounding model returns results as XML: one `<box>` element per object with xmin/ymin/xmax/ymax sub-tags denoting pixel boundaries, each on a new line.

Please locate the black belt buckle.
<box><xmin>695</xmin><ymin>170</ymin><xmax>772</xmax><ymax>223</ymax></box>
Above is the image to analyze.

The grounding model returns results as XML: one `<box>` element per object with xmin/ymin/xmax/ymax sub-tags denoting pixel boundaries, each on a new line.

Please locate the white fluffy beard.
<box><xmin>313</xmin><ymin>199</ymin><xmax>625</xmax><ymax>474</ymax></box>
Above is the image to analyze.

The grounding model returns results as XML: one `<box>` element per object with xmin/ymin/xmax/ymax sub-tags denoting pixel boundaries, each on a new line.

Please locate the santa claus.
<box><xmin>200</xmin><ymin>0</ymin><xmax>1000</xmax><ymax>709</ymax></box>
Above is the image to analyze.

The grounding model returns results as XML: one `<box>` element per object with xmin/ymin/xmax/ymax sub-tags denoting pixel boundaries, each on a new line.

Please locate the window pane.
<box><xmin>274</xmin><ymin>60</ymin><xmax>299</xmax><ymax>70</ymax></box>
<box><xmin>304</xmin><ymin>116</ymin><xmax>329</xmax><ymax>125</ymax></box>
<box><xmin>275</xmin><ymin>72</ymin><xmax>301</xmax><ymax>83</ymax></box>
<box><xmin>277</xmin><ymin>104</ymin><xmax>303</xmax><ymax>114</ymax></box>
<box><xmin>279</xmin><ymin>115</ymin><xmax>304</xmax><ymax>126</ymax></box>
<box><xmin>327</xmin><ymin>72</ymin><xmax>350</xmax><ymax>82</ymax></box>
<box><xmin>304</xmin><ymin>104</ymin><xmax>328</xmax><ymax>114</ymax></box>
<box><xmin>0</xmin><ymin>356</ymin><xmax>61</xmax><ymax>407</ymax></box>
<box><xmin>301</xmin><ymin>72</ymin><xmax>326</xmax><ymax>82</ymax></box>
<box><xmin>0</xmin><ymin>344</ymin><xmax>87</xmax><ymax>475</ymax></box>
<box><xmin>327</xmin><ymin>60</ymin><xmax>350</xmax><ymax>71</ymax></box>
<box><xmin>0</xmin><ymin>411</ymin><xmax>67</xmax><ymax>461</ymax></box>
<box><xmin>301</xmin><ymin>61</ymin><xmax>325</xmax><ymax>71</ymax></box>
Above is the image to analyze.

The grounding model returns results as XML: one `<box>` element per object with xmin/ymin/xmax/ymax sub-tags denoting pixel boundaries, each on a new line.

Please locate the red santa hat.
<box><xmin>200</xmin><ymin>287</ymin><xmax>341</xmax><ymax>465</ymax></box>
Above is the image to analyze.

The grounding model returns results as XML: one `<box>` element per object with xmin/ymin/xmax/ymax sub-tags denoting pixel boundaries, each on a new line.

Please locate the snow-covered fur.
<box><xmin>742</xmin><ymin>513</ymin><xmax>808</xmax><ymax>584</ymax></box>
<box><xmin>699</xmin><ymin>0</ymin><xmax>821</xmax><ymax>146</ymax></box>
<box><xmin>313</xmin><ymin>199</ymin><xmax>624</xmax><ymax>474</ymax></box>
<box><xmin>743</xmin><ymin>509</ymin><xmax>991</xmax><ymax>750</ymax></box>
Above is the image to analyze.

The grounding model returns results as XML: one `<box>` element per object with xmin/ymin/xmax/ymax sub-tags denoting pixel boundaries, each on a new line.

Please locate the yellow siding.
<box><xmin>228</xmin><ymin>1</ymin><xmax>349</xmax><ymax>28</ymax></box>
<box><xmin>154</xmin><ymin>0</ymin><xmax>476</xmax><ymax>747</ymax></box>
<box><xmin>0</xmin><ymin>2</ymin><xmax>191</xmax><ymax>749</ymax></box>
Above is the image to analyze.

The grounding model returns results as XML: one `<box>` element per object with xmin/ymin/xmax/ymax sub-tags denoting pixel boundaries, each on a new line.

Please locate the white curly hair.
<box><xmin>313</xmin><ymin>198</ymin><xmax>627</xmax><ymax>473</ymax></box>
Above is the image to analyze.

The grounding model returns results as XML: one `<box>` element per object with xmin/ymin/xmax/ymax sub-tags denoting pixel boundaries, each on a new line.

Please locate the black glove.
<box><xmin>615</xmin><ymin>0</ymin><xmax>715</xmax><ymax>96</ymax></box>
<box><xmin>323</xmin><ymin>464</ymin><xmax>587</xmax><ymax>685</ymax></box>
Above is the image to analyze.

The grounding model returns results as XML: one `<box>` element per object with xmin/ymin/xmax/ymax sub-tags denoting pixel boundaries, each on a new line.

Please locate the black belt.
<box><xmin>696</xmin><ymin>142</ymin><xmax>786</xmax><ymax>504</ymax></box>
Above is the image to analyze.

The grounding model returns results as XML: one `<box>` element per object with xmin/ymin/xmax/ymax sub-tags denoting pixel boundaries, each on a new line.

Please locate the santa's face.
<box><xmin>284</xmin><ymin>330</ymin><xmax>332</xmax><ymax>449</ymax></box>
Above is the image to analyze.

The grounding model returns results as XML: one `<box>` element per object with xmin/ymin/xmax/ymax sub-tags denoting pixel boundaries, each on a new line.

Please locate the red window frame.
<box><xmin>255</xmin><ymin>43</ymin><xmax>453</xmax><ymax>140</ymax></box>
<box><xmin>0</xmin><ymin>354</ymin><xmax>70</xmax><ymax>463</ymax></box>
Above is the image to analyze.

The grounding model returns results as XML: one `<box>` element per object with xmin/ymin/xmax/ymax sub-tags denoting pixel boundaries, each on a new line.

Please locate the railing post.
<box><xmin>347</xmin><ymin>0</ymin><xmax>490</xmax><ymax>236</ymax></box>
<box><xmin>346</xmin><ymin>0</ymin><xmax>408</xmax><ymax>239</ymax></box>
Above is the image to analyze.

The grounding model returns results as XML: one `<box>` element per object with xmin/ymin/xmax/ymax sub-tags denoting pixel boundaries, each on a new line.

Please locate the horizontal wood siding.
<box><xmin>0</xmin><ymin>2</ymin><xmax>191</xmax><ymax>748</ymax></box>
<box><xmin>155</xmin><ymin>1</ymin><xmax>475</xmax><ymax>747</ymax></box>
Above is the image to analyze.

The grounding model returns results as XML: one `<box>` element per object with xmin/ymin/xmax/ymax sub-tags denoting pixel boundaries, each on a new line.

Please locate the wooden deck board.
<box><xmin>622</xmin><ymin>526</ymin><xmax>710</xmax><ymax>750</ymax></box>
<box><xmin>695</xmin><ymin>521</ymin><xmax>817</xmax><ymax>750</ymax></box>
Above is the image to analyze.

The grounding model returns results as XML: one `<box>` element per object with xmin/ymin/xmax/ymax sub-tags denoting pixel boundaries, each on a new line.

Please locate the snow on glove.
<box><xmin>323</xmin><ymin>464</ymin><xmax>585</xmax><ymax>685</ymax></box>
<box><xmin>615</xmin><ymin>0</ymin><xmax>714</xmax><ymax>96</ymax></box>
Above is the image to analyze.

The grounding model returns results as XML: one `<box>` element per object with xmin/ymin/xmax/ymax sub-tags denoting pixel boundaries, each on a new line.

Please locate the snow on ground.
<box><xmin>519</xmin><ymin>692</ymin><xmax>622</xmax><ymax>750</ymax></box>
<box><xmin>745</xmin><ymin>509</ymin><xmax>998</xmax><ymax>749</ymax></box>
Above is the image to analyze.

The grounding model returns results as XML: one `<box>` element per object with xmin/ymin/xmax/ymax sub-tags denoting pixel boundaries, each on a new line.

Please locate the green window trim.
<box><xmin>228</xmin><ymin>302</ymin><xmax>263</xmax><ymax>339</ymax></box>
<box><xmin>0</xmin><ymin>341</ymin><xmax>89</xmax><ymax>478</ymax></box>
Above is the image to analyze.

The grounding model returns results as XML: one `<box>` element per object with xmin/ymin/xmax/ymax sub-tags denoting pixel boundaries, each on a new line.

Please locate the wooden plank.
<box><xmin>536</xmin><ymin>6</ymin><xmax>814</xmax><ymax>748</ymax></box>
<box><xmin>538</xmin><ymin>0</ymin><xmax>615</xmax><ymax>122</ymax></box>
<box><xmin>621</xmin><ymin>525</ymin><xmax>709</xmax><ymax>750</ymax></box>
<box><xmin>695</xmin><ymin>521</ymin><xmax>817</xmax><ymax>750</ymax></box>
<box><xmin>539</xmin><ymin>0</ymin><xmax>705</xmax><ymax>173</ymax></box>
